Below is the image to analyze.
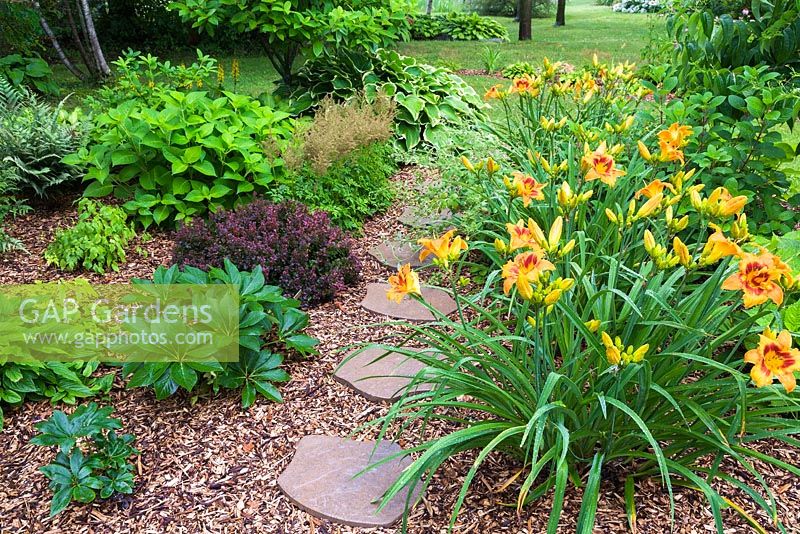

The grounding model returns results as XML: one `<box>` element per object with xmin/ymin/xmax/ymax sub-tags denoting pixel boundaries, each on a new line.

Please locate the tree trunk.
<box><xmin>555</xmin><ymin>0</ymin><xmax>566</xmax><ymax>26</ymax></box>
<box><xmin>519</xmin><ymin>0</ymin><xmax>532</xmax><ymax>41</ymax></box>
<box><xmin>32</xmin><ymin>1</ymin><xmax>86</xmax><ymax>80</ymax></box>
<box><xmin>426</xmin><ymin>0</ymin><xmax>433</xmax><ymax>15</ymax></box>
<box><xmin>78</xmin><ymin>0</ymin><xmax>110</xmax><ymax>76</ymax></box>
<box><xmin>63</xmin><ymin>0</ymin><xmax>93</xmax><ymax>77</ymax></box>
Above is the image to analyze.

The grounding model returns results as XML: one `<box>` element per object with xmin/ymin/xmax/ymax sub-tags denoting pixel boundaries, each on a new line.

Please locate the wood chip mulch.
<box><xmin>1</xmin><ymin>170</ymin><xmax>799</xmax><ymax>533</ymax></box>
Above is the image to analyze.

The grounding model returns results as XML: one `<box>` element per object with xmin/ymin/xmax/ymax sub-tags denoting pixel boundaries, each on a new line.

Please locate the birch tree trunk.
<box><xmin>32</xmin><ymin>0</ymin><xmax>86</xmax><ymax>80</ymax></box>
<box><xmin>78</xmin><ymin>0</ymin><xmax>110</xmax><ymax>76</ymax></box>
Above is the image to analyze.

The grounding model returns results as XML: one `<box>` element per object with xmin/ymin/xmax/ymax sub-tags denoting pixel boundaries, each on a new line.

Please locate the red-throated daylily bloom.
<box><xmin>506</xmin><ymin>219</ymin><xmax>544</xmax><ymax>252</ymax></box>
<box><xmin>658</xmin><ymin>139</ymin><xmax>685</xmax><ymax>165</ymax></box>
<box><xmin>722</xmin><ymin>251</ymin><xmax>787</xmax><ymax>308</ymax></box>
<box><xmin>507</xmin><ymin>171</ymin><xmax>547</xmax><ymax>207</ymax></box>
<box><xmin>386</xmin><ymin>263</ymin><xmax>421</xmax><ymax>303</ymax></box>
<box><xmin>581</xmin><ymin>142</ymin><xmax>626</xmax><ymax>187</ymax></box>
<box><xmin>418</xmin><ymin>229</ymin><xmax>467</xmax><ymax>268</ymax></box>
<box><xmin>484</xmin><ymin>84</ymin><xmax>504</xmax><ymax>100</ymax></box>
<box><xmin>502</xmin><ymin>251</ymin><xmax>555</xmax><ymax>300</ymax></box>
<box><xmin>658</xmin><ymin>123</ymin><xmax>693</xmax><ymax>148</ymax></box>
<box><xmin>509</xmin><ymin>75</ymin><xmax>539</xmax><ymax>96</ymax></box>
<box><xmin>699</xmin><ymin>230</ymin><xmax>741</xmax><ymax>266</ymax></box>
<box><xmin>636</xmin><ymin>179</ymin><xmax>676</xmax><ymax>199</ymax></box>
<box><xmin>745</xmin><ymin>328</ymin><xmax>800</xmax><ymax>392</ymax></box>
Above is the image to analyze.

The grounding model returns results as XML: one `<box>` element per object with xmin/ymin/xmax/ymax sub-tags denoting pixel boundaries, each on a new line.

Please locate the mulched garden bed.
<box><xmin>0</xmin><ymin>168</ymin><xmax>798</xmax><ymax>533</ymax></box>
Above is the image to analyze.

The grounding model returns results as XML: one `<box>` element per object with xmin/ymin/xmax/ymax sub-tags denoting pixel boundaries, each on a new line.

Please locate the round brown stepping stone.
<box><xmin>277</xmin><ymin>435</ymin><xmax>422</xmax><ymax>528</ymax></box>
<box><xmin>368</xmin><ymin>240</ymin><xmax>432</xmax><ymax>269</ymax></box>
<box><xmin>360</xmin><ymin>283</ymin><xmax>457</xmax><ymax>321</ymax></box>
<box><xmin>334</xmin><ymin>346</ymin><xmax>434</xmax><ymax>402</ymax></box>
<box><xmin>398</xmin><ymin>206</ymin><xmax>452</xmax><ymax>228</ymax></box>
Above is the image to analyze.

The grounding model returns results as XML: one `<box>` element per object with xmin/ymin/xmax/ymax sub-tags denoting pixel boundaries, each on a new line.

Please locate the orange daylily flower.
<box><xmin>484</xmin><ymin>84</ymin><xmax>505</xmax><ymax>100</ymax></box>
<box><xmin>386</xmin><ymin>263</ymin><xmax>421</xmax><ymax>303</ymax></box>
<box><xmin>502</xmin><ymin>251</ymin><xmax>555</xmax><ymax>300</ymax></box>
<box><xmin>657</xmin><ymin>139</ymin><xmax>685</xmax><ymax>165</ymax></box>
<box><xmin>657</xmin><ymin>123</ymin><xmax>693</xmax><ymax>148</ymax></box>
<box><xmin>509</xmin><ymin>75</ymin><xmax>539</xmax><ymax>96</ymax></box>
<box><xmin>707</xmin><ymin>187</ymin><xmax>748</xmax><ymax>217</ymax></box>
<box><xmin>722</xmin><ymin>251</ymin><xmax>787</xmax><ymax>308</ymax></box>
<box><xmin>699</xmin><ymin>230</ymin><xmax>741</xmax><ymax>266</ymax></box>
<box><xmin>508</xmin><ymin>171</ymin><xmax>547</xmax><ymax>207</ymax></box>
<box><xmin>636</xmin><ymin>179</ymin><xmax>675</xmax><ymax>199</ymax></box>
<box><xmin>505</xmin><ymin>219</ymin><xmax>544</xmax><ymax>252</ymax></box>
<box><xmin>744</xmin><ymin>328</ymin><xmax>800</xmax><ymax>392</ymax></box>
<box><xmin>581</xmin><ymin>142</ymin><xmax>626</xmax><ymax>187</ymax></box>
<box><xmin>418</xmin><ymin>229</ymin><xmax>468</xmax><ymax>268</ymax></box>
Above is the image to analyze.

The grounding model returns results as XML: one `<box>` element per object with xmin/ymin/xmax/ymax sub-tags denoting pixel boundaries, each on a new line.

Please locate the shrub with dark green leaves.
<box><xmin>31</xmin><ymin>403</ymin><xmax>137</xmax><ymax>516</ymax></box>
<box><xmin>0</xmin><ymin>76</ymin><xmax>86</xmax><ymax>197</ymax></box>
<box><xmin>44</xmin><ymin>199</ymin><xmax>136</xmax><ymax>274</ymax></box>
<box><xmin>279</xmin><ymin>141</ymin><xmax>397</xmax><ymax>231</ymax></box>
<box><xmin>173</xmin><ymin>200</ymin><xmax>361</xmax><ymax>306</ymax></box>
<box><xmin>410</xmin><ymin>12</ymin><xmax>509</xmax><ymax>41</ymax></box>
<box><xmin>68</xmin><ymin>89</ymin><xmax>294</xmax><ymax>228</ymax></box>
<box><xmin>0</xmin><ymin>54</ymin><xmax>58</xmax><ymax>95</ymax></box>
<box><xmin>290</xmin><ymin>49</ymin><xmax>486</xmax><ymax>150</ymax></box>
<box><xmin>124</xmin><ymin>260</ymin><xmax>318</xmax><ymax>406</ymax></box>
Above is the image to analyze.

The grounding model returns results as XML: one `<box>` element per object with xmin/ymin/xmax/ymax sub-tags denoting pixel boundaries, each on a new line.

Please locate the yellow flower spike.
<box><xmin>621</xmin><ymin>115</ymin><xmax>635</xmax><ymax>131</ymax></box>
<box><xmin>557</xmin><ymin>181</ymin><xmax>573</xmax><ymax>208</ymax></box>
<box><xmin>418</xmin><ymin>229</ymin><xmax>468</xmax><ymax>269</ymax></box>
<box><xmin>503</xmin><ymin>175</ymin><xmax>513</xmax><ymax>191</ymax></box>
<box><xmin>604</xmin><ymin>122</ymin><xmax>615</xmax><ymax>134</ymax></box>
<box><xmin>585</xmin><ymin>319</ymin><xmax>601</xmax><ymax>333</ymax></box>
<box><xmin>635</xmin><ymin>193</ymin><xmax>664</xmax><ymax>219</ymax></box>
<box><xmin>605</xmin><ymin>208</ymin><xmax>619</xmax><ymax>224</ymax></box>
<box><xmin>540</xmin><ymin>157</ymin><xmax>552</xmax><ymax>174</ymax></box>
<box><xmin>689</xmin><ymin>189</ymin><xmax>703</xmax><ymax>211</ymax></box>
<box><xmin>579</xmin><ymin>190</ymin><xmax>594</xmax><ymax>203</ymax></box>
<box><xmin>637</xmin><ymin>140</ymin><xmax>652</xmax><ymax>162</ymax></box>
<box><xmin>486</xmin><ymin>157</ymin><xmax>500</xmax><ymax>175</ymax></box>
<box><xmin>461</xmin><ymin>155</ymin><xmax>475</xmax><ymax>172</ymax></box>
<box><xmin>494</xmin><ymin>238</ymin><xmax>508</xmax><ymax>254</ymax></box>
<box><xmin>592</xmin><ymin>53</ymin><xmax>600</xmax><ymax>68</ymax></box>
<box><xmin>557</xmin><ymin>117</ymin><xmax>567</xmax><ymax>129</ymax></box>
<box><xmin>544</xmin><ymin>289</ymin><xmax>562</xmax><ymax>306</ymax></box>
<box><xmin>386</xmin><ymin>264</ymin><xmax>421</xmax><ymax>303</ymax></box>
<box><xmin>673</xmin><ymin>236</ymin><xmax>692</xmax><ymax>268</ymax></box>
<box><xmin>559</xmin><ymin>278</ymin><xmax>575</xmax><ymax>291</ymax></box>
<box><xmin>643</xmin><ymin>229</ymin><xmax>657</xmax><ymax>254</ymax></box>
<box><xmin>559</xmin><ymin>239</ymin><xmax>576</xmax><ymax>256</ymax></box>
<box><xmin>601</xmin><ymin>331</ymin><xmax>622</xmax><ymax>365</ymax></box>
<box><xmin>527</xmin><ymin>316</ymin><xmax>537</xmax><ymax>328</ymax></box>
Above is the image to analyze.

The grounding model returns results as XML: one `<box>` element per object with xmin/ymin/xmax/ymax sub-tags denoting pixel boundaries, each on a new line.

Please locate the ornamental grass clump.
<box><xmin>173</xmin><ymin>200</ymin><xmax>360</xmax><ymax>306</ymax></box>
<box><xmin>370</xmin><ymin>58</ymin><xmax>800</xmax><ymax>533</ymax></box>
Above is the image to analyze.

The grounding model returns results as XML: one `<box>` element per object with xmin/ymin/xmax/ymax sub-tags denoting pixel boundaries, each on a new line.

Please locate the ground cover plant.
<box><xmin>372</xmin><ymin>58</ymin><xmax>800</xmax><ymax>532</ymax></box>
<box><xmin>31</xmin><ymin>403</ymin><xmax>137</xmax><ymax>516</ymax></box>
<box><xmin>410</xmin><ymin>12</ymin><xmax>510</xmax><ymax>41</ymax></box>
<box><xmin>123</xmin><ymin>260</ymin><xmax>317</xmax><ymax>405</ymax></box>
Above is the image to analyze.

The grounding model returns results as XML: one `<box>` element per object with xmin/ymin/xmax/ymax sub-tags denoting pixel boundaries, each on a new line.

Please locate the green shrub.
<box><xmin>31</xmin><ymin>403</ymin><xmax>137</xmax><ymax>516</ymax></box>
<box><xmin>0</xmin><ymin>54</ymin><xmax>58</xmax><ymax>95</ymax></box>
<box><xmin>69</xmin><ymin>90</ymin><xmax>294</xmax><ymax>228</ymax></box>
<box><xmin>279</xmin><ymin>141</ymin><xmax>397</xmax><ymax>231</ymax></box>
<box><xmin>123</xmin><ymin>261</ymin><xmax>317</xmax><ymax>406</ymax></box>
<box><xmin>0</xmin><ymin>360</ymin><xmax>113</xmax><ymax>430</ymax></box>
<box><xmin>410</xmin><ymin>12</ymin><xmax>509</xmax><ymax>41</ymax></box>
<box><xmin>0</xmin><ymin>76</ymin><xmax>87</xmax><ymax>197</ymax></box>
<box><xmin>643</xmin><ymin>65</ymin><xmax>800</xmax><ymax>234</ymax></box>
<box><xmin>468</xmin><ymin>0</ymin><xmax>553</xmax><ymax>17</ymax></box>
<box><xmin>44</xmin><ymin>199</ymin><xmax>136</xmax><ymax>274</ymax></box>
<box><xmin>86</xmin><ymin>49</ymin><xmax>218</xmax><ymax>110</ymax></box>
<box><xmin>169</xmin><ymin>0</ymin><xmax>411</xmax><ymax>84</ymax></box>
<box><xmin>290</xmin><ymin>49</ymin><xmax>486</xmax><ymax>151</ymax></box>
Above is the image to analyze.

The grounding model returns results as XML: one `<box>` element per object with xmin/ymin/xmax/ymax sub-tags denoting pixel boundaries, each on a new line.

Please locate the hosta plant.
<box><xmin>368</xmin><ymin>119</ymin><xmax>800</xmax><ymax>531</ymax></box>
<box><xmin>289</xmin><ymin>48</ymin><xmax>486</xmax><ymax>150</ymax></box>
<box><xmin>31</xmin><ymin>403</ymin><xmax>137</xmax><ymax>516</ymax></box>
<box><xmin>68</xmin><ymin>89</ymin><xmax>294</xmax><ymax>228</ymax></box>
<box><xmin>123</xmin><ymin>260</ymin><xmax>317</xmax><ymax>406</ymax></box>
<box><xmin>410</xmin><ymin>12</ymin><xmax>509</xmax><ymax>41</ymax></box>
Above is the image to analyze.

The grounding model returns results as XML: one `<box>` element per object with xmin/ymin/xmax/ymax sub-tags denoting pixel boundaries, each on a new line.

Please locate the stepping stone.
<box><xmin>278</xmin><ymin>435</ymin><xmax>422</xmax><ymax>528</ymax></box>
<box><xmin>360</xmin><ymin>283</ymin><xmax>457</xmax><ymax>321</ymax></box>
<box><xmin>334</xmin><ymin>346</ymin><xmax>433</xmax><ymax>402</ymax></box>
<box><xmin>398</xmin><ymin>206</ymin><xmax>452</xmax><ymax>228</ymax></box>
<box><xmin>368</xmin><ymin>240</ymin><xmax>432</xmax><ymax>269</ymax></box>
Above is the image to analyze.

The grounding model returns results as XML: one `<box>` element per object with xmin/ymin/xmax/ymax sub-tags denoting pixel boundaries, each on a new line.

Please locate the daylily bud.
<box><xmin>585</xmin><ymin>319</ymin><xmax>601</xmax><ymax>333</ymax></box>
<box><xmin>690</xmin><ymin>189</ymin><xmax>703</xmax><ymax>210</ymax></box>
<box><xmin>635</xmin><ymin>193</ymin><xmax>663</xmax><ymax>219</ymax></box>
<box><xmin>527</xmin><ymin>316</ymin><xmax>537</xmax><ymax>328</ymax></box>
<box><xmin>673</xmin><ymin>236</ymin><xmax>692</xmax><ymax>267</ymax></box>
<box><xmin>544</xmin><ymin>289</ymin><xmax>562</xmax><ymax>306</ymax></box>
<box><xmin>605</xmin><ymin>208</ymin><xmax>619</xmax><ymax>223</ymax></box>
<box><xmin>461</xmin><ymin>156</ymin><xmax>475</xmax><ymax>172</ymax></box>
<box><xmin>494</xmin><ymin>238</ymin><xmax>508</xmax><ymax>254</ymax></box>
<box><xmin>548</xmin><ymin>217</ymin><xmax>563</xmax><ymax>248</ymax></box>
<box><xmin>643</xmin><ymin>229</ymin><xmax>656</xmax><ymax>254</ymax></box>
<box><xmin>637</xmin><ymin>140</ymin><xmax>652</xmax><ymax>161</ymax></box>
<box><xmin>560</xmin><ymin>239</ymin><xmax>576</xmax><ymax>256</ymax></box>
<box><xmin>486</xmin><ymin>157</ymin><xmax>500</xmax><ymax>175</ymax></box>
